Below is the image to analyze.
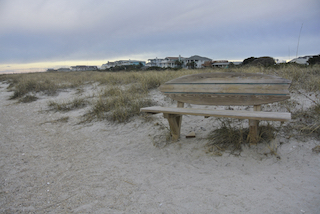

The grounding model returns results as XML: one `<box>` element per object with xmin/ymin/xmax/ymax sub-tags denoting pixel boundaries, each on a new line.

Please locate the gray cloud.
<box><xmin>0</xmin><ymin>0</ymin><xmax>319</xmax><ymax>66</ymax></box>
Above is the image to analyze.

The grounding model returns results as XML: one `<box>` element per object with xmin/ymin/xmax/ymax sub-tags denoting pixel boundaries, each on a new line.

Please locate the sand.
<box><xmin>0</xmin><ymin>82</ymin><xmax>320</xmax><ymax>214</ymax></box>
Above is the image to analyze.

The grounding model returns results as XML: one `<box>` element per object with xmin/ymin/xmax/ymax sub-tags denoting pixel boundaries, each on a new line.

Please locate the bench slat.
<box><xmin>141</xmin><ymin>106</ymin><xmax>291</xmax><ymax>122</ymax></box>
<box><xmin>165</xmin><ymin>73</ymin><xmax>291</xmax><ymax>84</ymax></box>
<box><xmin>160</xmin><ymin>83</ymin><xmax>289</xmax><ymax>95</ymax></box>
<box><xmin>165</xmin><ymin>94</ymin><xmax>290</xmax><ymax>106</ymax></box>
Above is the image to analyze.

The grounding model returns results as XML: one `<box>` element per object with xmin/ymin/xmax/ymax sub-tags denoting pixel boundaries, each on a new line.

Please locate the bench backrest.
<box><xmin>159</xmin><ymin>72</ymin><xmax>291</xmax><ymax>106</ymax></box>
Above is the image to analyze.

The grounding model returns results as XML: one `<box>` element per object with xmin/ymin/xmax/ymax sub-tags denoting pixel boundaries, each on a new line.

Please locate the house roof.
<box><xmin>186</xmin><ymin>55</ymin><xmax>212</xmax><ymax>61</ymax></box>
<box><xmin>165</xmin><ymin>57</ymin><xmax>182</xmax><ymax>60</ymax></box>
<box><xmin>289</xmin><ymin>56</ymin><xmax>313</xmax><ymax>64</ymax></box>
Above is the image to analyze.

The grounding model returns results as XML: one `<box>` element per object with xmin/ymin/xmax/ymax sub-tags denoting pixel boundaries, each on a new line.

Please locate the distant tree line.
<box><xmin>242</xmin><ymin>56</ymin><xmax>275</xmax><ymax>67</ymax></box>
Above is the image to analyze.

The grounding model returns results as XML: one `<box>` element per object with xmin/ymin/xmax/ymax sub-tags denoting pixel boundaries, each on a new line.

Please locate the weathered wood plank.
<box><xmin>141</xmin><ymin>106</ymin><xmax>291</xmax><ymax>121</ymax></box>
<box><xmin>160</xmin><ymin>84</ymin><xmax>289</xmax><ymax>95</ymax></box>
<box><xmin>159</xmin><ymin>72</ymin><xmax>291</xmax><ymax>105</ymax></box>
<box><xmin>165</xmin><ymin>94</ymin><xmax>290</xmax><ymax>106</ymax></box>
<box><xmin>165</xmin><ymin>73</ymin><xmax>292</xmax><ymax>84</ymax></box>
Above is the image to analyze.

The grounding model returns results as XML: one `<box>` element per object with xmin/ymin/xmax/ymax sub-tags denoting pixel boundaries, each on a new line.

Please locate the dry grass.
<box><xmin>3</xmin><ymin>65</ymin><xmax>318</xmax><ymax>98</ymax></box>
<box><xmin>87</xmin><ymin>86</ymin><xmax>154</xmax><ymax>122</ymax></box>
<box><xmin>40</xmin><ymin>116</ymin><xmax>70</xmax><ymax>125</ymax></box>
<box><xmin>47</xmin><ymin>97</ymin><xmax>89</xmax><ymax>112</ymax></box>
<box><xmin>1</xmin><ymin>72</ymin><xmax>91</xmax><ymax>100</ymax></box>
<box><xmin>206</xmin><ymin>119</ymin><xmax>277</xmax><ymax>155</ymax></box>
<box><xmin>285</xmin><ymin>101</ymin><xmax>320</xmax><ymax>140</ymax></box>
<box><xmin>1</xmin><ymin>65</ymin><xmax>319</xmax><ymax>129</ymax></box>
<box><xmin>19</xmin><ymin>95</ymin><xmax>38</xmax><ymax>103</ymax></box>
<box><xmin>312</xmin><ymin>145</ymin><xmax>320</xmax><ymax>153</ymax></box>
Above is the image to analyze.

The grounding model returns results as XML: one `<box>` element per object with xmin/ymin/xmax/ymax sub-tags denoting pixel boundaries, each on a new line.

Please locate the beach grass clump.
<box><xmin>274</xmin><ymin>64</ymin><xmax>320</xmax><ymax>92</ymax></box>
<box><xmin>290</xmin><ymin>101</ymin><xmax>320</xmax><ymax>139</ymax></box>
<box><xmin>85</xmin><ymin>86</ymin><xmax>154</xmax><ymax>123</ymax></box>
<box><xmin>19</xmin><ymin>95</ymin><xmax>38</xmax><ymax>103</ymax></box>
<box><xmin>9</xmin><ymin>78</ymin><xmax>58</xmax><ymax>99</ymax></box>
<box><xmin>139</xmin><ymin>72</ymin><xmax>168</xmax><ymax>91</ymax></box>
<box><xmin>206</xmin><ymin>119</ymin><xmax>277</xmax><ymax>155</ymax></box>
<box><xmin>47</xmin><ymin>97</ymin><xmax>89</xmax><ymax>112</ymax></box>
<box><xmin>3</xmin><ymin>71</ymin><xmax>101</xmax><ymax>100</ymax></box>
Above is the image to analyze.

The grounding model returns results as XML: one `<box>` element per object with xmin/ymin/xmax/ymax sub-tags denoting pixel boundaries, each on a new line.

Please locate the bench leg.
<box><xmin>163</xmin><ymin>101</ymin><xmax>184</xmax><ymax>141</ymax></box>
<box><xmin>248</xmin><ymin>105</ymin><xmax>261</xmax><ymax>144</ymax></box>
<box><xmin>176</xmin><ymin>101</ymin><xmax>184</xmax><ymax>131</ymax></box>
<box><xmin>164</xmin><ymin>114</ymin><xmax>182</xmax><ymax>141</ymax></box>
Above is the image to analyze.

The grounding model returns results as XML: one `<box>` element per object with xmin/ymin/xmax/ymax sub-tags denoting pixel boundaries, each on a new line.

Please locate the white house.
<box><xmin>289</xmin><ymin>56</ymin><xmax>313</xmax><ymax>65</ymax></box>
<box><xmin>185</xmin><ymin>55</ymin><xmax>212</xmax><ymax>68</ymax></box>
<box><xmin>101</xmin><ymin>60</ymin><xmax>146</xmax><ymax>69</ymax></box>
<box><xmin>147</xmin><ymin>56</ymin><xmax>185</xmax><ymax>68</ymax></box>
<box><xmin>161</xmin><ymin>57</ymin><xmax>185</xmax><ymax>68</ymax></box>
<box><xmin>146</xmin><ymin>58</ymin><xmax>164</xmax><ymax>67</ymax></box>
<box><xmin>101</xmin><ymin>62</ymin><xmax>115</xmax><ymax>69</ymax></box>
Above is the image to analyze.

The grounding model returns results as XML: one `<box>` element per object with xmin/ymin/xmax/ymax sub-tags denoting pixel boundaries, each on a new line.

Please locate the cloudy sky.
<box><xmin>0</xmin><ymin>0</ymin><xmax>319</xmax><ymax>72</ymax></box>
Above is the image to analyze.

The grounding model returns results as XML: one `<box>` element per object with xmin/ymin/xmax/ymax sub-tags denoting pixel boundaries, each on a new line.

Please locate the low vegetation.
<box><xmin>47</xmin><ymin>97</ymin><xmax>89</xmax><ymax>112</ymax></box>
<box><xmin>83</xmin><ymin>86</ymin><xmax>154</xmax><ymax>122</ymax></box>
<box><xmin>206</xmin><ymin>119</ymin><xmax>277</xmax><ymax>156</ymax></box>
<box><xmin>1</xmin><ymin>64</ymin><xmax>319</xmax><ymax>151</ymax></box>
<box><xmin>286</xmin><ymin>102</ymin><xmax>320</xmax><ymax>140</ymax></box>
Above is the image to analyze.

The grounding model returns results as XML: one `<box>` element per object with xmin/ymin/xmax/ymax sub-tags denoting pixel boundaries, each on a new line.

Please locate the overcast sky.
<box><xmin>0</xmin><ymin>0</ymin><xmax>319</xmax><ymax>72</ymax></box>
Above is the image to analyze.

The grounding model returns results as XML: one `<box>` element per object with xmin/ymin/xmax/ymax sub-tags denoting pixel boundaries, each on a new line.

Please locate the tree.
<box><xmin>242</xmin><ymin>56</ymin><xmax>275</xmax><ymax>67</ymax></box>
<box><xmin>242</xmin><ymin>57</ymin><xmax>257</xmax><ymax>65</ymax></box>
<box><xmin>250</xmin><ymin>57</ymin><xmax>275</xmax><ymax>67</ymax></box>
<box><xmin>228</xmin><ymin>62</ymin><xmax>235</xmax><ymax>68</ymax></box>
<box><xmin>186</xmin><ymin>61</ymin><xmax>196</xmax><ymax>69</ymax></box>
<box><xmin>307</xmin><ymin>55</ymin><xmax>320</xmax><ymax>65</ymax></box>
<box><xmin>174</xmin><ymin>60</ymin><xmax>183</xmax><ymax>69</ymax></box>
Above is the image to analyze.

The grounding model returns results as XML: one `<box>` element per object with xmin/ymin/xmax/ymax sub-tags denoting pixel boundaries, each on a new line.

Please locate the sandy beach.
<box><xmin>1</xmin><ymin>81</ymin><xmax>320</xmax><ymax>214</ymax></box>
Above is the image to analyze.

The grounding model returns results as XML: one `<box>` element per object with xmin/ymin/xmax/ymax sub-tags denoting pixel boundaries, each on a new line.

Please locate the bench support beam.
<box><xmin>164</xmin><ymin>101</ymin><xmax>184</xmax><ymax>141</ymax></box>
<box><xmin>248</xmin><ymin>105</ymin><xmax>261</xmax><ymax>144</ymax></box>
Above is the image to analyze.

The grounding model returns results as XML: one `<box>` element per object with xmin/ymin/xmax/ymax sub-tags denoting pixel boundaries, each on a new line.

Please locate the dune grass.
<box><xmin>47</xmin><ymin>97</ymin><xmax>89</xmax><ymax>112</ymax></box>
<box><xmin>286</xmin><ymin>101</ymin><xmax>320</xmax><ymax>140</ymax></box>
<box><xmin>2</xmin><ymin>64</ymin><xmax>319</xmax><ymax>98</ymax></box>
<box><xmin>84</xmin><ymin>86</ymin><xmax>154</xmax><ymax>122</ymax></box>
<box><xmin>206</xmin><ymin>118</ymin><xmax>277</xmax><ymax>155</ymax></box>
<box><xmin>1</xmin><ymin>65</ymin><xmax>319</xmax><ymax>133</ymax></box>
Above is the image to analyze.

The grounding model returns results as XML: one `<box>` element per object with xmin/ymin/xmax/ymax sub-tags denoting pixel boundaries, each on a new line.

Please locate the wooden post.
<box><xmin>248</xmin><ymin>105</ymin><xmax>261</xmax><ymax>144</ymax></box>
<box><xmin>164</xmin><ymin>101</ymin><xmax>184</xmax><ymax>141</ymax></box>
<box><xmin>176</xmin><ymin>101</ymin><xmax>184</xmax><ymax>132</ymax></box>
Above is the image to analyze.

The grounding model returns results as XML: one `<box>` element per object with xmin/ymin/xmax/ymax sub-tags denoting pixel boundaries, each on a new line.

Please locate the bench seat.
<box><xmin>141</xmin><ymin>106</ymin><xmax>291</xmax><ymax>122</ymax></box>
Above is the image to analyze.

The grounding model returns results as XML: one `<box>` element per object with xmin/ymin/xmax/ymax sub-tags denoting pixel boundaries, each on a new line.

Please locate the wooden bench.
<box><xmin>141</xmin><ymin>72</ymin><xmax>291</xmax><ymax>143</ymax></box>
